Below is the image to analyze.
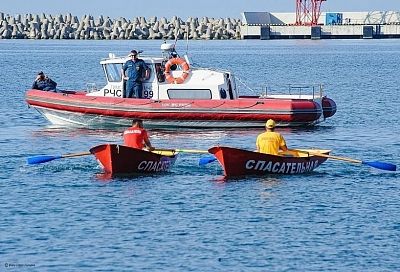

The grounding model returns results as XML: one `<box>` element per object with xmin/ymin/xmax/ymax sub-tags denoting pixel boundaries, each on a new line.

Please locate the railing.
<box><xmin>232</xmin><ymin>76</ymin><xmax>326</xmax><ymax>99</ymax></box>
<box><xmin>259</xmin><ymin>83</ymin><xmax>323</xmax><ymax>99</ymax></box>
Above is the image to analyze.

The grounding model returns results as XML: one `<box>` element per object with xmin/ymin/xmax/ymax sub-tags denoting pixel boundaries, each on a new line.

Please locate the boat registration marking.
<box><xmin>161</xmin><ymin>103</ymin><xmax>192</xmax><ymax>108</ymax></box>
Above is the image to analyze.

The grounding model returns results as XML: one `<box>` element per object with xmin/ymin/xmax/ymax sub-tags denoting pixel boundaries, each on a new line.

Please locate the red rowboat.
<box><xmin>90</xmin><ymin>144</ymin><xmax>178</xmax><ymax>174</ymax></box>
<box><xmin>208</xmin><ymin>146</ymin><xmax>330</xmax><ymax>177</ymax></box>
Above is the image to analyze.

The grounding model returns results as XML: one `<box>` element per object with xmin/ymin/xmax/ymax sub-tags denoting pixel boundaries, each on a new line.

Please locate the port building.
<box><xmin>241</xmin><ymin>11</ymin><xmax>400</xmax><ymax>39</ymax></box>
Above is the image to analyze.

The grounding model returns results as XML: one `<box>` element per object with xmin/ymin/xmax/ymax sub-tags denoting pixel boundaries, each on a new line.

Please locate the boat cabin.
<box><xmin>87</xmin><ymin>44</ymin><xmax>238</xmax><ymax>100</ymax></box>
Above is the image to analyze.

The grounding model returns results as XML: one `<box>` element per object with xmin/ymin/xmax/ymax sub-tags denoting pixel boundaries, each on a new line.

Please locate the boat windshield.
<box><xmin>104</xmin><ymin>64</ymin><xmax>122</xmax><ymax>82</ymax></box>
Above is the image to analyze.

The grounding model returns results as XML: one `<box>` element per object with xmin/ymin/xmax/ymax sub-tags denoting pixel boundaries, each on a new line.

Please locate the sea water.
<box><xmin>0</xmin><ymin>39</ymin><xmax>399</xmax><ymax>271</ymax></box>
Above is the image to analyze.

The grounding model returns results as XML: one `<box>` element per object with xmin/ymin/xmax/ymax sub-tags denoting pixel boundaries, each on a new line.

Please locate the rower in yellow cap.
<box><xmin>256</xmin><ymin>119</ymin><xmax>288</xmax><ymax>155</ymax></box>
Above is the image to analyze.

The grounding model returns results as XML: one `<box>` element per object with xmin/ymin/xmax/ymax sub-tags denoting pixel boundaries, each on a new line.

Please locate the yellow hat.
<box><xmin>266</xmin><ymin>119</ymin><xmax>276</xmax><ymax>128</ymax></box>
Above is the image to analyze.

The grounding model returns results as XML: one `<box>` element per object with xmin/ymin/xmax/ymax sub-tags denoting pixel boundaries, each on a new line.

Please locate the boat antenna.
<box><xmin>173</xmin><ymin>31</ymin><xmax>178</xmax><ymax>49</ymax></box>
<box><xmin>185</xmin><ymin>25</ymin><xmax>189</xmax><ymax>55</ymax></box>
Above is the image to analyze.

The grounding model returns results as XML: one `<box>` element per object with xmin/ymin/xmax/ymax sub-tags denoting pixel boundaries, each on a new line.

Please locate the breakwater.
<box><xmin>0</xmin><ymin>12</ymin><xmax>241</xmax><ymax>40</ymax></box>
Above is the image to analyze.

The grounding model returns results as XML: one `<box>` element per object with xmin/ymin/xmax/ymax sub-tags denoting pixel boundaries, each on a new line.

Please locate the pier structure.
<box><xmin>241</xmin><ymin>11</ymin><xmax>400</xmax><ymax>39</ymax></box>
<box><xmin>0</xmin><ymin>12</ymin><xmax>241</xmax><ymax>40</ymax></box>
<box><xmin>1</xmin><ymin>10</ymin><xmax>400</xmax><ymax>40</ymax></box>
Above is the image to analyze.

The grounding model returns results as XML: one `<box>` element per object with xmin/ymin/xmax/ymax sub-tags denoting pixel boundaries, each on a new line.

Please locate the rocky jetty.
<box><xmin>0</xmin><ymin>12</ymin><xmax>242</xmax><ymax>40</ymax></box>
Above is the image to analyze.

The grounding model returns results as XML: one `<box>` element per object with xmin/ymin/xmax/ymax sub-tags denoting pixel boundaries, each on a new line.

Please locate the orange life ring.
<box><xmin>164</xmin><ymin>57</ymin><xmax>190</xmax><ymax>84</ymax></box>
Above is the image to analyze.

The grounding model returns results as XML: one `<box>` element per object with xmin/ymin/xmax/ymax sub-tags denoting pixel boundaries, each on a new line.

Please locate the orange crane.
<box><xmin>295</xmin><ymin>0</ymin><xmax>326</xmax><ymax>25</ymax></box>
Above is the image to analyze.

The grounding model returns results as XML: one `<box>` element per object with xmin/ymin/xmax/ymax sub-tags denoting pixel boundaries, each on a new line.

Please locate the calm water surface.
<box><xmin>0</xmin><ymin>39</ymin><xmax>399</xmax><ymax>271</ymax></box>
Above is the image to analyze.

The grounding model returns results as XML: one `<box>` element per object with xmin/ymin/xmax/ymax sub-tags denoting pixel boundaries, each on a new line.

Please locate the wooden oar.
<box><xmin>154</xmin><ymin>148</ymin><xmax>209</xmax><ymax>154</ymax></box>
<box><xmin>27</xmin><ymin>152</ymin><xmax>92</xmax><ymax>165</ymax></box>
<box><xmin>173</xmin><ymin>148</ymin><xmax>209</xmax><ymax>154</ymax></box>
<box><xmin>293</xmin><ymin>149</ymin><xmax>397</xmax><ymax>172</ymax></box>
<box><xmin>28</xmin><ymin>148</ymin><xmax>210</xmax><ymax>165</ymax></box>
<box><xmin>156</xmin><ymin>148</ymin><xmax>214</xmax><ymax>165</ymax></box>
<box><xmin>155</xmin><ymin>148</ymin><xmax>216</xmax><ymax>165</ymax></box>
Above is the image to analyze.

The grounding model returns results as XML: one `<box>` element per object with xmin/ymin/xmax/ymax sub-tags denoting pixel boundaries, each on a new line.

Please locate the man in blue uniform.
<box><xmin>121</xmin><ymin>50</ymin><xmax>149</xmax><ymax>98</ymax></box>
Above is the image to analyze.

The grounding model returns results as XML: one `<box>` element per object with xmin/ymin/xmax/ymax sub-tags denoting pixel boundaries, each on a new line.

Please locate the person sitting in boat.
<box><xmin>32</xmin><ymin>71</ymin><xmax>57</xmax><ymax>92</ymax></box>
<box><xmin>123</xmin><ymin>119</ymin><xmax>155</xmax><ymax>151</ymax></box>
<box><xmin>256</xmin><ymin>119</ymin><xmax>288</xmax><ymax>155</ymax></box>
<box><xmin>121</xmin><ymin>50</ymin><xmax>150</xmax><ymax>99</ymax></box>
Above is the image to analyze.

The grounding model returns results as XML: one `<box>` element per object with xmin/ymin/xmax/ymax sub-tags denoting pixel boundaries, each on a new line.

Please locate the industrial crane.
<box><xmin>295</xmin><ymin>0</ymin><xmax>326</xmax><ymax>25</ymax></box>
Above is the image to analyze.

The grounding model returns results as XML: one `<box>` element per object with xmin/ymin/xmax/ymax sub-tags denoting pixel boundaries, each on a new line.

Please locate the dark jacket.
<box><xmin>32</xmin><ymin>77</ymin><xmax>57</xmax><ymax>91</ymax></box>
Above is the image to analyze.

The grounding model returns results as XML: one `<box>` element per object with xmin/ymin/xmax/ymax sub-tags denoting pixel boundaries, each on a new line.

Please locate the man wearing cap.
<box><xmin>32</xmin><ymin>71</ymin><xmax>57</xmax><ymax>91</ymax></box>
<box><xmin>256</xmin><ymin>119</ymin><xmax>288</xmax><ymax>155</ymax></box>
<box><xmin>121</xmin><ymin>50</ymin><xmax>149</xmax><ymax>98</ymax></box>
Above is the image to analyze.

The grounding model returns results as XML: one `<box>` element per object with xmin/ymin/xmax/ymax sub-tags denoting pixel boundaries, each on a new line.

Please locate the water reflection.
<box><xmin>30</xmin><ymin>124</ymin><xmax>336</xmax><ymax>139</ymax></box>
<box><xmin>259</xmin><ymin>177</ymin><xmax>282</xmax><ymax>200</ymax></box>
<box><xmin>211</xmin><ymin>174</ymin><xmax>283</xmax><ymax>184</ymax></box>
<box><xmin>31</xmin><ymin>125</ymin><xmax>123</xmax><ymax>138</ymax></box>
<box><xmin>27</xmin><ymin>123</ymin><xmax>341</xmax><ymax>158</ymax></box>
<box><xmin>93</xmin><ymin>171</ymin><xmax>178</xmax><ymax>183</ymax></box>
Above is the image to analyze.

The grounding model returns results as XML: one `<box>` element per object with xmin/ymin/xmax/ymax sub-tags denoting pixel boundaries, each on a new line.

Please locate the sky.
<box><xmin>1</xmin><ymin>0</ymin><xmax>400</xmax><ymax>19</ymax></box>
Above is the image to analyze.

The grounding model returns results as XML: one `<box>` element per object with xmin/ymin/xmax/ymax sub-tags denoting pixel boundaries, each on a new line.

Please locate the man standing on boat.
<box><xmin>123</xmin><ymin>119</ymin><xmax>155</xmax><ymax>151</ymax></box>
<box><xmin>121</xmin><ymin>50</ymin><xmax>149</xmax><ymax>98</ymax></box>
<box><xmin>256</xmin><ymin>119</ymin><xmax>288</xmax><ymax>155</ymax></box>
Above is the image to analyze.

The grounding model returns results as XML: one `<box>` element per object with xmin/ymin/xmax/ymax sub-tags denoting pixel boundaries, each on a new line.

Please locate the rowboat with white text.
<box><xmin>208</xmin><ymin>146</ymin><xmax>330</xmax><ymax>177</ymax></box>
<box><xmin>90</xmin><ymin>144</ymin><xmax>177</xmax><ymax>174</ymax></box>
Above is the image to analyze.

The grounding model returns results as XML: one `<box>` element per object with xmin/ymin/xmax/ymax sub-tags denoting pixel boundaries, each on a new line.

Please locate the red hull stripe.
<box><xmin>26</xmin><ymin>90</ymin><xmax>323</xmax><ymax>122</ymax></box>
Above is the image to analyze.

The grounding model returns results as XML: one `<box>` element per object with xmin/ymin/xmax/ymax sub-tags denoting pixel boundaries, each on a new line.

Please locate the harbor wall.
<box><xmin>1</xmin><ymin>11</ymin><xmax>400</xmax><ymax>40</ymax></box>
<box><xmin>0</xmin><ymin>12</ymin><xmax>241</xmax><ymax>40</ymax></box>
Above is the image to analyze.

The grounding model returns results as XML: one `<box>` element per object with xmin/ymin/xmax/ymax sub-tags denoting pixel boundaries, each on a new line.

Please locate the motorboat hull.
<box><xmin>26</xmin><ymin>90</ymin><xmax>336</xmax><ymax>128</ymax></box>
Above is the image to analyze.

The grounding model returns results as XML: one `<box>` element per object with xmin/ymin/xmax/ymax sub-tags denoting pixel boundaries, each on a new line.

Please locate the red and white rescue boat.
<box><xmin>90</xmin><ymin>144</ymin><xmax>177</xmax><ymax>174</ymax></box>
<box><xmin>26</xmin><ymin>43</ymin><xmax>336</xmax><ymax>128</ymax></box>
<box><xmin>208</xmin><ymin>146</ymin><xmax>330</xmax><ymax>177</ymax></box>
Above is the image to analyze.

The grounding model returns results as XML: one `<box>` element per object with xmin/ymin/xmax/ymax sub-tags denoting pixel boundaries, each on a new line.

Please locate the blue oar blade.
<box><xmin>27</xmin><ymin>155</ymin><xmax>62</xmax><ymax>165</ymax></box>
<box><xmin>199</xmin><ymin>156</ymin><xmax>217</xmax><ymax>166</ymax></box>
<box><xmin>362</xmin><ymin>161</ymin><xmax>397</xmax><ymax>171</ymax></box>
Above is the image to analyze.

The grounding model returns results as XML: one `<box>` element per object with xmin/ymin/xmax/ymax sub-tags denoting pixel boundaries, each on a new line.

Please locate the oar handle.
<box><xmin>176</xmin><ymin>149</ymin><xmax>209</xmax><ymax>154</ymax></box>
<box><xmin>318</xmin><ymin>153</ymin><xmax>361</xmax><ymax>164</ymax></box>
<box><xmin>154</xmin><ymin>148</ymin><xmax>209</xmax><ymax>154</ymax></box>
<box><xmin>292</xmin><ymin>149</ymin><xmax>362</xmax><ymax>164</ymax></box>
<box><xmin>61</xmin><ymin>152</ymin><xmax>92</xmax><ymax>158</ymax></box>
